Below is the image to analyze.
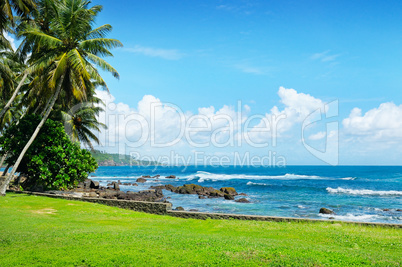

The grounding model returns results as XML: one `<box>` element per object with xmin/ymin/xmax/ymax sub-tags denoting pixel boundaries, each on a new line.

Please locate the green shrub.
<box><xmin>0</xmin><ymin>115</ymin><xmax>97</xmax><ymax>190</ymax></box>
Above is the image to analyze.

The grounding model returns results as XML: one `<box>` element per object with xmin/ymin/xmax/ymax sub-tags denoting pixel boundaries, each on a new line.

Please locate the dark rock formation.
<box><xmin>165</xmin><ymin>184</ymin><xmax>176</xmax><ymax>191</ymax></box>
<box><xmin>319</xmin><ymin>208</ymin><xmax>335</xmax><ymax>215</ymax></box>
<box><xmin>175</xmin><ymin>206</ymin><xmax>184</xmax><ymax>211</ymax></box>
<box><xmin>224</xmin><ymin>194</ymin><xmax>234</xmax><ymax>200</ymax></box>
<box><xmin>235</xmin><ymin>198</ymin><xmax>250</xmax><ymax>203</ymax></box>
<box><xmin>83</xmin><ymin>179</ymin><xmax>92</xmax><ymax>189</ymax></box>
<box><xmin>220</xmin><ymin>187</ymin><xmax>237</xmax><ymax>195</ymax></box>
<box><xmin>149</xmin><ymin>185</ymin><xmax>166</xmax><ymax>190</ymax></box>
<box><xmin>112</xmin><ymin>182</ymin><xmax>120</xmax><ymax>190</ymax></box>
<box><xmin>150</xmin><ymin>183</ymin><xmax>239</xmax><ymax>200</ymax></box>
<box><xmin>136</xmin><ymin>178</ymin><xmax>147</xmax><ymax>183</ymax></box>
<box><xmin>165</xmin><ymin>175</ymin><xmax>176</xmax><ymax>179</ymax></box>
<box><xmin>96</xmin><ymin>188</ymin><xmax>164</xmax><ymax>202</ymax></box>
<box><xmin>90</xmin><ymin>180</ymin><xmax>99</xmax><ymax>189</ymax></box>
<box><xmin>208</xmin><ymin>189</ymin><xmax>224</xmax><ymax>197</ymax></box>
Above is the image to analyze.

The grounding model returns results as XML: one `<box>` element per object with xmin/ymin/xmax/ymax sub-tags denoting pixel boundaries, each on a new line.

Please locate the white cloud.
<box><xmin>93</xmin><ymin>87</ymin><xmax>345</xmax><ymax>165</ymax></box>
<box><xmin>271</xmin><ymin>87</ymin><xmax>325</xmax><ymax>132</ymax></box>
<box><xmin>126</xmin><ymin>45</ymin><xmax>184</xmax><ymax>60</ymax></box>
<box><xmin>309</xmin><ymin>131</ymin><xmax>326</xmax><ymax>140</ymax></box>
<box><xmin>3</xmin><ymin>32</ymin><xmax>16</xmax><ymax>51</ymax></box>
<box><xmin>311</xmin><ymin>50</ymin><xmax>340</xmax><ymax>62</ymax></box>
<box><xmin>342</xmin><ymin>102</ymin><xmax>402</xmax><ymax>140</ymax></box>
<box><xmin>94</xmin><ymin>90</ymin><xmax>250</xmax><ymax>152</ymax></box>
<box><xmin>235</xmin><ymin>64</ymin><xmax>264</xmax><ymax>75</ymax></box>
<box><xmin>245</xmin><ymin>87</ymin><xmax>326</xmax><ymax>144</ymax></box>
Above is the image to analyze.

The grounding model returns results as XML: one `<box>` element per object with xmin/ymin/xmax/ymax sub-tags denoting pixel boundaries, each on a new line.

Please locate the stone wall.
<box><xmin>9</xmin><ymin>191</ymin><xmax>402</xmax><ymax>228</ymax></box>
<box><xmin>167</xmin><ymin>210</ymin><xmax>402</xmax><ymax>228</ymax></box>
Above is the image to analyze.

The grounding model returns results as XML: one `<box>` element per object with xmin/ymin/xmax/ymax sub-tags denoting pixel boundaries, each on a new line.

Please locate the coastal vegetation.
<box><xmin>0</xmin><ymin>115</ymin><xmax>97</xmax><ymax>190</ymax></box>
<box><xmin>0</xmin><ymin>0</ymin><xmax>121</xmax><ymax>194</ymax></box>
<box><xmin>91</xmin><ymin>150</ymin><xmax>161</xmax><ymax>166</ymax></box>
<box><xmin>1</xmin><ymin>193</ymin><xmax>401</xmax><ymax>266</ymax></box>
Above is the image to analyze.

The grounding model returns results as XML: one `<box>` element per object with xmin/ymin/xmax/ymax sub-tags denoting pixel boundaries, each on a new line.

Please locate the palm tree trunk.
<box><xmin>2</xmin><ymin>165</ymin><xmax>10</xmax><ymax>176</ymax></box>
<box><xmin>40</xmin><ymin>96</ymin><xmax>53</xmax><ymax>116</ymax></box>
<box><xmin>0</xmin><ymin>73</ymin><xmax>28</xmax><ymax>120</ymax></box>
<box><xmin>0</xmin><ymin>109</ymin><xmax>28</xmax><ymax>175</ymax></box>
<box><xmin>18</xmin><ymin>108</ymin><xmax>29</xmax><ymax>121</ymax></box>
<box><xmin>0</xmin><ymin>75</ymin><xmax>64</xmax><ymax>195</ymax></box>
<box><xmin>0</xmin><ymin>153</ymin><xmax>7</xmax><ymax>169</ymax></box>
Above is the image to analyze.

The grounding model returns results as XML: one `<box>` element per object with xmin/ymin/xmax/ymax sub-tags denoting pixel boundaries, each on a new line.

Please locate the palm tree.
<box><xmin>0</xmin><ymin>0</ymin><xmax>36</xmax><ymax>29</ymax></box>
<box><xmin>0</xmin><ymin>0</ymin><xmax>122</xmax><ymax>195</ymax></box>
<box><xmin>0</xmin><ymin>37</ymin><xmax>32</xmax><ymax>130</ymax></box>
<box><xmin>61</xmin><ymin>100</ymin><xmax>106</xmax><ymax>150</ymax></box>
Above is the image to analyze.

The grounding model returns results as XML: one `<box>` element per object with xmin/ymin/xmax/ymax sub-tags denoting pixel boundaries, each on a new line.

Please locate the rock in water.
<box><xmin>235</xmin><ymin>198</ymin><xmax>250</xmax><ymax>203</ymax></box>
<box><xmin>165</xmin><ymin>175</ymin><xmax>176</xmax><ymax>179</ymax></box>
<box><xmin>224</xmin><ymin>194</ymin><xmax>234</xmax><ymax>200</ymax></box>
<box><xmin>319</xmin><ymin>208</ymin><xmax>335</xmax><ymax>214</ymax></box>
<box><xmin>136</xmin><ymin>178</ymin><xmax>147</xmax><ymax>183</ymax></box>
<box><xmin>220</xmin><ymin>187</ymin><xmax>238</xmax><ymax>195</ymax></box>
<box><xmin>175</xmin><ymin>206</ymin><xmax>184</xmax><ymax>211</ymax></box>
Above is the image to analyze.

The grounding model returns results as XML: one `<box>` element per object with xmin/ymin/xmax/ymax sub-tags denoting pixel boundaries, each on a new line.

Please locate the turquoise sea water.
<box><xmin>91</xmin><ymin>166</ymin><xmax>402</xmax><ymax>223</ymax></box>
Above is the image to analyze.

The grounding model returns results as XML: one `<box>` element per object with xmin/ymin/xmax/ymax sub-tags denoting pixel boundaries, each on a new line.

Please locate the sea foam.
<box><xmin>183</xmin><ymin>171</ymin><xmax>332</xmax><ymax>182</ymax></box>
<box><xmin>326</xmin><ymin>187</ymin><xmax>402</xmax><ymax>196</ymax></box>
<box><xmin>246</xmin><ymin>181</ymin><xmax>270</xmax><ymax>186</ymax></box>
<box><xmin>318</xmin><ymin>213</ymin><xmax>381</xmax><ymax>222</ymax></box>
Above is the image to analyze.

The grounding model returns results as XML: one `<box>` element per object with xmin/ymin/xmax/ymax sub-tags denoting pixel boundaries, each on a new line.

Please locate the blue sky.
<box><xmin>82</xmin><ymin>0</ymin><xmax>402</xmax><ymax>165</ymax></box>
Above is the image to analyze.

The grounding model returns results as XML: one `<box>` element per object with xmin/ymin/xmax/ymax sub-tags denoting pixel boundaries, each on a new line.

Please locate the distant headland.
<box><xmin>90</xmin><ymin>150</ymin><xmax>161</xmax><ymax>166</ymax></box>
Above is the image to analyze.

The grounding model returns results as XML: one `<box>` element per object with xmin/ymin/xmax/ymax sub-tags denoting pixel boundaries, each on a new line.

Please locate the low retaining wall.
<box><xmin>167</xmin><ymin>210</ymin><xmax>402</xmax><ymax>228</ymax></box>
<box><xmin>9</xmin><ymin>190</ymin><xmax>402</xmax><ymax>228</ymax></box>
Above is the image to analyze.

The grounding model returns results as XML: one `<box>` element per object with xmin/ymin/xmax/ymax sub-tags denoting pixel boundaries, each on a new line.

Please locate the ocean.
<box><xmin>93</xmin><ymin>165</ymin><xmax>401</xmax><ymax>224</ymax></box>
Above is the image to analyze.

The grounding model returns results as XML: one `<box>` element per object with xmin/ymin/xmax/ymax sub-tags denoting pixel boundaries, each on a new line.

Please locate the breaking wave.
<box><xmin>246</xmin><ymin>181</ymin><xmax>270</xmax><ymax>186</ymax></box>
<box><xmin>183</xmin><ymin>171</ymin><xmax>346</xmax><ymax>182</ymax></box>
<box><xmin>326</xmin><ymin>187</ymin><xmax>402</xmax><ymax>196</ymax></box>
<box><xmin>318</xmin><ymin>213</ymin><xmax>382</xmax><ymax>222</ymax></box>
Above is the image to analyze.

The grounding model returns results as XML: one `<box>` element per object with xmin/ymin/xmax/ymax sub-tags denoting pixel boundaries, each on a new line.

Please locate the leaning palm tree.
<box><xmin>0</xmin><ymin>0</ymin><xmax>121</xmax><ymax>195</ymax></box>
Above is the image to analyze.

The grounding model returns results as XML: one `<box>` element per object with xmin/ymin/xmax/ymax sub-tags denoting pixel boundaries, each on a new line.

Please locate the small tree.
<box><xmin>0</xmin><ymin>114</ymin><xmax>97</xmax><ymax>191</ymax></box>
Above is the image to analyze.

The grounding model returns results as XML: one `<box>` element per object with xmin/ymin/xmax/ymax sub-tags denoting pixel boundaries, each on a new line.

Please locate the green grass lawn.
<box><xmin>0</xmin><ymin>193</ymin><xmax>401</xmax><ymax>266</ymax></box>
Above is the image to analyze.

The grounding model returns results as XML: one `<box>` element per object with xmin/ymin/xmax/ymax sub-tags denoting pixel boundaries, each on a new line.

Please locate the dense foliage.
<box><xmin>0</xmin><ymin>115</ymin><xmax>97</xmax><ymax>190</ymax></box>
<box><xmin>0</xmin><ymin>0</ymin><xmax>120</xmax><ymax>194</ymax></box>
